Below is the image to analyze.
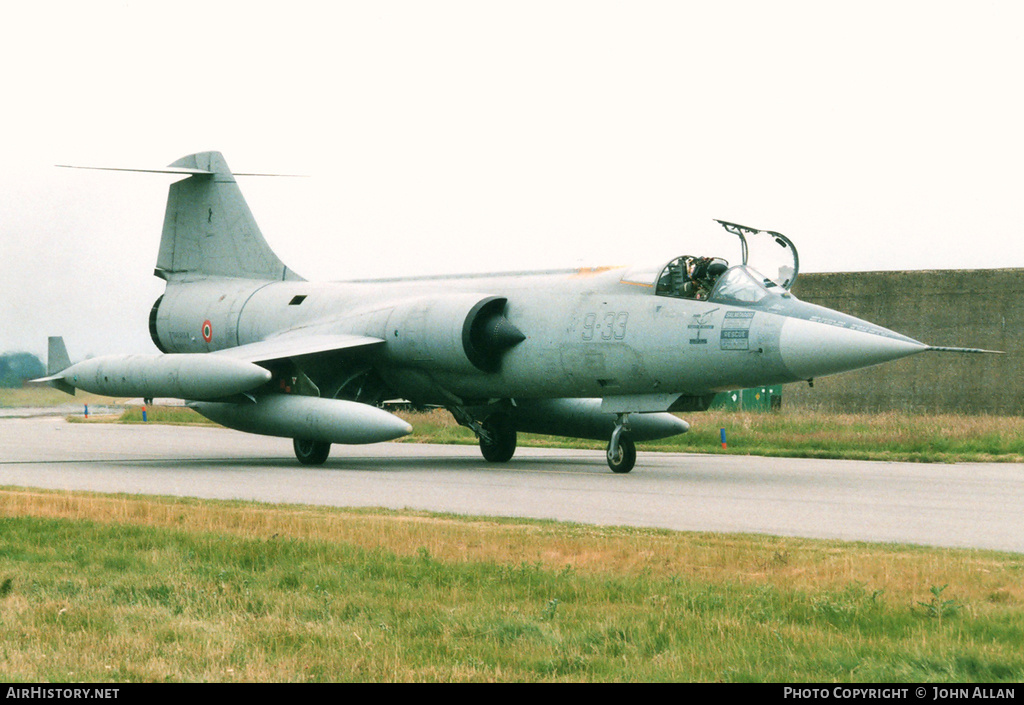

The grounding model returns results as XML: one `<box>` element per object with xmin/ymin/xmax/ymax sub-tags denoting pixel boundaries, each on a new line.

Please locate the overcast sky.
<box><xmin>2</xmin><ymin>1</ymin><xmax>1022</xmax><ymax>359</ymax></box>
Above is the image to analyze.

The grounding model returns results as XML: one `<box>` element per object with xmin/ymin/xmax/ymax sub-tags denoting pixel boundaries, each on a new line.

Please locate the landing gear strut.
<box><xmin>293</xmin><ymin>438</ymin><xmax>331</xmax><ymax>466</ymax></box>
<box><xmin>606</xmin><ymin>414</ymin><xmax>636</xmax><ymax>473</ymax></box>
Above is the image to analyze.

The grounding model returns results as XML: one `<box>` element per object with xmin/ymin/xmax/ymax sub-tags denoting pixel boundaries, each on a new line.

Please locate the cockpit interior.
<box><xmin>654</xmin><ymin>255</ymin><xmax>729</xmax><ymax>300</ymax></box>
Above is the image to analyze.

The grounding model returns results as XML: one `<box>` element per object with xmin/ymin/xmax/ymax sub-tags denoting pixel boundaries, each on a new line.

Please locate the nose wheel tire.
<box><xmin>294</xmin><ymin>438</ymin><xmax>331</xmax><ymax>466</ymax></box>
<box><xmin>606</xmin><ymin>434</ymin><xmax>636</xmax><ymax>473</ymax></box>
<box><xmin>479</xmin><ymin>413</ymin><xmax>517</xmax><ymax>463</ymax></box>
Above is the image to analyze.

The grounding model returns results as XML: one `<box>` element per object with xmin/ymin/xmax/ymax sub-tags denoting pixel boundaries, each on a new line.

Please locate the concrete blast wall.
<box><xmin>786</xmin><ymin>269</ymin><xmax>1022</xmax><ymax>415</ymax></box>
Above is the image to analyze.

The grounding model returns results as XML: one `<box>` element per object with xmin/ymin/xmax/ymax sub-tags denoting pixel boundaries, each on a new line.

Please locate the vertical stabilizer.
<box><xmin>47</xmin><ymin>336</ymin><xmax>72</xmax><ymax>375</ymax></box>
<box><xmin>40</xmin><ymin>337</ymin><xmax>75</xmax><ymax>395</ymax></box>
<box><xmin>156</xmin><ymin>152</ymin><xmax>303</xmax><ymax>281</ymax></box>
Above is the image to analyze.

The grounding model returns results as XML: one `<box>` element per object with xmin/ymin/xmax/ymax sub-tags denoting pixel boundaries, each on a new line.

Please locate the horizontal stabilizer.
<box><xmin>57</xmin><ymin>164</ymin><xmax>213</xmax><ymax>176</ymax></box>
<box><xmin>57</xmin><ymin>164</ymin><xmax>306</xmax><ymax>177</ymax></box>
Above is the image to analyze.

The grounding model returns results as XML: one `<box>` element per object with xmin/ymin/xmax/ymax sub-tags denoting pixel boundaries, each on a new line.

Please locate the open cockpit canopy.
<box><xmin>625</xmin><ymin>220</ymin><xmax>801</xmax><ymax>306</ymax></box>
<box><xmin>714</xmin><ymin>219</ymin><xmax>799</xmax><ymax>290</ymax></box>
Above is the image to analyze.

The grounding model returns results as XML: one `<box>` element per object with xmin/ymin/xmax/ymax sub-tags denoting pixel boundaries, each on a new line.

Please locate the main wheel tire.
<box><xmin>479</xmin><ymin>414</ymin><xmax>517</xmax><ymax>463</ymax></box>
<box><xmin>606</xmin><ymin>434</ymin><xmax>636</xmax><ymax>473</ymax></box>
<box><xmin>293</xmin><ymin>438</ymin><xmax>331</xmax><ymax>466</ymax></box>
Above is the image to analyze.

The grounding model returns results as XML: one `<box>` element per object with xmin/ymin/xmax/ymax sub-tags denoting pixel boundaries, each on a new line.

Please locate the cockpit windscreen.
<box><xmin>708</xmin><ymin>267</ymin><xmax>771</xmax><ymax>305</ymax></box>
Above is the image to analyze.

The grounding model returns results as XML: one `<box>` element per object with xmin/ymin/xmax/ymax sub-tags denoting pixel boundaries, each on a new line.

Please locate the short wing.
<box><xmin>213</xmin><ymin>331</ymin><xmax>388</xmax><ymax>403</ymax></box>
<box><xmin>212</xmin><ymin>332</ymin><xmax>385</xmax><ymax>364</ymax></box>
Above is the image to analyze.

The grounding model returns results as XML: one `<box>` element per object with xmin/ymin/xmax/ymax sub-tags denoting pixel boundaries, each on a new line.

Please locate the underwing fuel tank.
<box><xmin>52</xmin><ymin>354</ymin><xmax>272</xmax><ymax>400</ymax></box>
<box><xmin>189</xmin><ymin>395</ymin><xmax>413</xmax><ymax>445</ymax></box>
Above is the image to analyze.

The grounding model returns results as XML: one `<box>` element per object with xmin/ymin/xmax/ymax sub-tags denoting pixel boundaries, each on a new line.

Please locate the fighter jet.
<box><xmin>37</xmin><ymin>151</ymin><xmax>994</xmax><ymax>472</ymax></box>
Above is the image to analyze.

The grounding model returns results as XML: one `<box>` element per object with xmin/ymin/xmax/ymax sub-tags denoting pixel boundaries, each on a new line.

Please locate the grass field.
<box><xmin>0</xmin><ymin>387</ymin><xmax>114</xmax><ymax>409</ymax></box>
<box><xmin>1</xmin><ymin>488</ymin><xmax>1023</xmax><ymax>682</ymax></box>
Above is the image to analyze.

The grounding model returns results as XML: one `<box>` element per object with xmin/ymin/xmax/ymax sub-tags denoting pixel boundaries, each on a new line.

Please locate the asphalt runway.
<box><xmin>2</xmin><ymin>417</ymin><xmax>1023</xmax><ymax>554</ymax></box>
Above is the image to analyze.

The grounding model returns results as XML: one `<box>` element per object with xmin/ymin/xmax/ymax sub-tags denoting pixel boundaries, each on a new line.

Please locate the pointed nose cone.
<box><xmin>780</xmin><ymin>316</ymin><xmax>928</xmax><ymax>381</ymax></box>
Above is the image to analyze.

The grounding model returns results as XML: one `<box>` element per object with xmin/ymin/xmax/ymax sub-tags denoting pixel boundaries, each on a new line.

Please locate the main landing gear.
<box><xmin>453</xmin><ymin>406</ymin><xmax>638</xmax><ymax>473</ymax></box>
<box><xmin>294</xmin><ymin>438</ymin><xmax>331</xmax><ymax>465</ymax></box>
<box><xmin>479</xmin><ymin>413</ymin><xmax>517</xmax><ymax>463</ymax></box>
<box><xmin>447</xmin><ymin>406</ymin><xmax>519</xmax><ymax>464</ymax></box>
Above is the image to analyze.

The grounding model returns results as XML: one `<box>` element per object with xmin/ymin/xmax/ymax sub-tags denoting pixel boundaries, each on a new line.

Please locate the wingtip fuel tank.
<box><xmin>45</xmin><ymin>353</ymin><xmax>272</xmax><ymax>400</ymax></box>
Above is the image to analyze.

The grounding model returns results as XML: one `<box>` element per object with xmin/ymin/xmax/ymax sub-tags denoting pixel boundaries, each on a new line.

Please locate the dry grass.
<box><xmin>3</xmin><ymin>488</ymin><xmax>1021</xmax><ymax>606</ymax></box>
<box><xmin>648</xmin><ymin>410</ymin><xmax>1024</xmax><ymax>462</ymax></box>
<box><xmin>2</xmin><ymin>487</ymin><xmax>1024</xmax><ymax>681</ymax></box>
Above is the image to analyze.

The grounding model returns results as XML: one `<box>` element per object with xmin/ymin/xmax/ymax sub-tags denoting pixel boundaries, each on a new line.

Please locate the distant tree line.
<box><xmin>0</xmin><ymin>352</ymin><xmax>45</xmax><ymax>387</ymax></box>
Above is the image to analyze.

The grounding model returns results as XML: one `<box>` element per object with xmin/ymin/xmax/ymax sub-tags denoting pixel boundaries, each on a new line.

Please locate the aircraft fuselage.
<box><xmin>151</xmin><ymin>264</ymin><xmax>925</xmax><ymax>408</ymax></box>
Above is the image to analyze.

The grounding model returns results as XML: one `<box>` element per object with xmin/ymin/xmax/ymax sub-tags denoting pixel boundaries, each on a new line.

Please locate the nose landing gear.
<box><xmin>606</xmin><ymin>414</ymin><xmax>636</xmax><ymax>473</ymax></box>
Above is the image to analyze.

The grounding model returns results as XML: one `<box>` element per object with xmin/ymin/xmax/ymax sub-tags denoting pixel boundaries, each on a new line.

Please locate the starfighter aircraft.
<box><xmin>37</xmin><ymin>152</ymin><xmax>995</xmax><ymax>472</ymax></box>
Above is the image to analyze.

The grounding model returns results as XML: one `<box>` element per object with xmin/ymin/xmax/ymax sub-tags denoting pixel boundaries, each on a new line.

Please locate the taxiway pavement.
<box><xmin>2</xmin><ymin>417</ymin><xmax>1022</xmax><ymax>553</ymax></box>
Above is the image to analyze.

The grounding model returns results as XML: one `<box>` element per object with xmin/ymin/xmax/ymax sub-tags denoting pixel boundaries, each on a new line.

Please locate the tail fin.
<box><xmin>155</xmin><ymin>152</ymin><xmax>303</xmax><ymax>282</ymax></box>
<box><xmin>29</xmin><ymin>337</ymin><xmax>75</xmax><ymax>395</ymax></box>
<box><xmin>47</xmin><ymin>336</ymin><xmax>72</xmax><ymax>375</ymax></box>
